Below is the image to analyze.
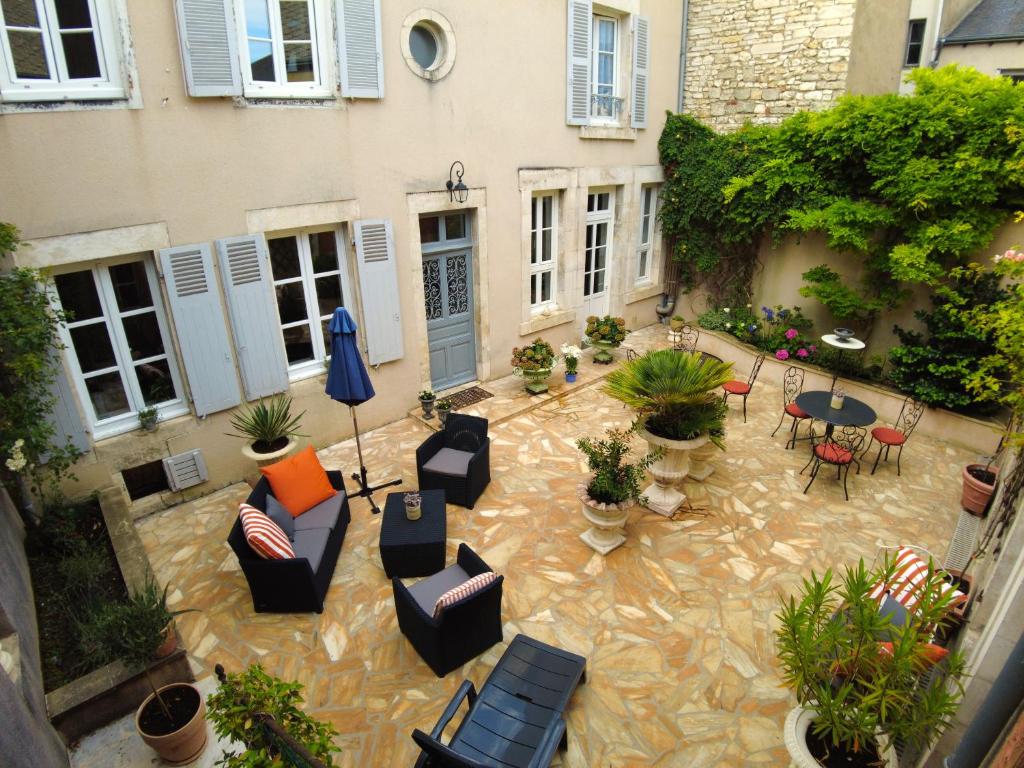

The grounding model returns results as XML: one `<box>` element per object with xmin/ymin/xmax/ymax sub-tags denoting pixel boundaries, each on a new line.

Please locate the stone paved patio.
<box><xmin>135</xmin><ymin>325</ymin><xmax>973</xmax><ymax>767</ymax></box>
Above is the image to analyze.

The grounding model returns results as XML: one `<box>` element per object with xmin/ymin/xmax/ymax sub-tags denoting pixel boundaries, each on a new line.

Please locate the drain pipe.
<box><xmin>677</xmin><ymin>0</ymin><xmax>690</xmax><ymax>112</ymax></box>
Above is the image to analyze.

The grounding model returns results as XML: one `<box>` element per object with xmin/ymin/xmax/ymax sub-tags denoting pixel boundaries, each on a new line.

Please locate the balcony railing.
<box><xmin>591</xmin><ymin>93</ymin><xmax>624</xmax><ymax>120</ymax></box>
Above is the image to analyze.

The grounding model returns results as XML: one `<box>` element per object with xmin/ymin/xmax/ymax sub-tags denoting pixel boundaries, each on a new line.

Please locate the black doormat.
<box><xmin>446</xmin><ymin>386</ymin><xmax>494</xmax><ymax>410</ymax></box>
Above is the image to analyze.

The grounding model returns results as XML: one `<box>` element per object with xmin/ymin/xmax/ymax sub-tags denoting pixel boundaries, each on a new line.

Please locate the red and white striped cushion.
<box><xmin>868</xmin><ymin>546</ymin><xmax>967</xmax><ymax>613</ymax></box>
<box><xmin>239</xmin><ymin>503</ymin><xmax>294</xmax><ymax>560</ymax></box>
<box><xmin>433</xmin><ymin>572</ymin><xmax>497</xmax><ymax>618</ymax></box>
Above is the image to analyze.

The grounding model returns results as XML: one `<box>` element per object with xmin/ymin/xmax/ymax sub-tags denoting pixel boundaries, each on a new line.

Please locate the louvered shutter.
<box><xmin>174</xmin><ymin>0</ymin><xmax>242</xmax><ymax>97</ymax></box>
<box><xmin>215</xmin><ymin>235</ymin><xmax>290</xmax><ymax>400</ymax></box>
<box><xmin>631</xmin><ymin>15</ymin><xmax>650</xmax><ymax>129</ymax></box>
<box><xmin>353</xmin><ymin>220</ymin><xmax>403</xmax><ymax>365</ymax></box>
<box><xmin>43</xmin><ymin>351</ymin><xmax>89</xmax><ymax>459</ymax></box>
<box><xmin>337</xmin><ymin>0</ymin><xmax>384</xmax><ymax>98</ymax></box>
<box><xmin>566</xmin><ymin>0</ymin><xmax>592</xmax><ymax>126</ymax></box>
<box><xmin>158</xmin><ymin>244</ymin><xmax>241</xmax><ymax>417</ymax></box>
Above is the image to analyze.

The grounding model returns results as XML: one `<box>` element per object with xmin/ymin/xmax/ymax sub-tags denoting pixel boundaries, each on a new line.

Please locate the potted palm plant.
<box><xmin>604</xmin><ymin>349</ymin><xmax>733</xmax><ymax>516</ymax></box>
<box><xmin>512</xmin><ymin>338</ymin><xmax>556</xmax><ymax>394</ymax></box>
<box><xmin>575</xmin><ymin>427</ymin><xmax>660</xmax><ymax>554</ymax></box>
<box><xmin>228</xmin><ymin>394</ymin><xmax>306</xmax><ymax>467</ymax></box>
<box><xmin>776</xmin><ymin>558</ymin><xmax>967</xmax><ymax>767</ymax></box>
<box><xmin>586</xmin><ymin>315</ymin><xmax>627</xmax><ymax>364</ymax></box>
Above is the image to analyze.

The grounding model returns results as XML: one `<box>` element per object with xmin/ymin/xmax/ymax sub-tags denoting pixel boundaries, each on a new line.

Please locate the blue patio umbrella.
<box><xmin>325</xmin><ymin>307</ymin><xmax>401</xmax><ymax>513</ymax></box>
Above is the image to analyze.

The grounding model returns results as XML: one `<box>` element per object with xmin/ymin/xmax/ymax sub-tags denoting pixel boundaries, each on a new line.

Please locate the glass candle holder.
<box><xmin>404</xmin><ymin>492</ymin><xmax>422</xmax><ymax>521</ymax></box>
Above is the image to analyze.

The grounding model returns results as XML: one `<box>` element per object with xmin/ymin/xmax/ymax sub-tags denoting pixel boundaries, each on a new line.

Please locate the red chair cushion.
<box><xmin>815</xmin><ymin>443</ymin><xmax>853</xmax><ymax>464</ymax></box>
<box><xmin>785</xmin><ymin>402</ymin><xmax>810</xmax><ymax>419</ymax></box>
<box><xmin>872</xmin><ymin>427</ymin><xmax>906</xmax><ymax>446</ymax></box>
<box><xmin>722</xmin><ymin>381</ymin><xmax>751</xmax><ymax>395</ymax></box>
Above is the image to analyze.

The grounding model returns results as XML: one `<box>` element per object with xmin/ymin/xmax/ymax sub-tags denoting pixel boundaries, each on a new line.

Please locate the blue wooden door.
<box><xmin>423</xmin><ymin>248</ymin><xmax>476</xmax><ymax>390</ymax></box>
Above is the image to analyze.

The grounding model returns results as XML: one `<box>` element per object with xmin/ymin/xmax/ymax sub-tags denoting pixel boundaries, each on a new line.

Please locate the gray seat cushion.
<box><xmin>422</xmin><ymin>447</ymin><xmax>474</xmax><ymax>478</ymax></box>
<box><xmin>405</xmin><ymin>564</ymin><xmax>471</xmax><ymax>615</ymax></box>
<box><xmin>291</xmin><ymin>529</ymin><xmax>329</xmax><ymax>574</ymax></box>
<box><xmin>293</xmin><ymin>493</ymin><xmax>345</xmax><ymax>533</ymax></box>
<box><xmin>264</xmin><ymin>495</ymin><xmax>295</xmax><ymax>539</ymax></box>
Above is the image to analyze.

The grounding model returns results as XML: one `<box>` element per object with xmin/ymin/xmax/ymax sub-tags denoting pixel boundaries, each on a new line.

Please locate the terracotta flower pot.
<box><xmin>136</xmin><ymin>683</ymin><xmax>207</xmax><ymax>765</ymax></box>
<box><xmin>154</xmin><ymin>625</ymin><xmax>178</xmax><ymax>659</ymax></box>
<box><xmin>961</xmin><ymin>463</ymin><xmax>997</xmax><ymax>516</ymax></box>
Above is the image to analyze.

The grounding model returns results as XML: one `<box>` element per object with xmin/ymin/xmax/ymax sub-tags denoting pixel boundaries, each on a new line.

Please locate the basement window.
<box><xmin>122</xmin><ymin>459</ymin><xmax>169</xmax><ymax>501</ymax></box>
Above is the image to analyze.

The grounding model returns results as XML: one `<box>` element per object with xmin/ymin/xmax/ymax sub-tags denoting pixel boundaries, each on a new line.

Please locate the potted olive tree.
<box><xmin>605</xmin><ymin>350</ymin><xmax>732</xmax><ymax>516</ymax></box>
<box><xmin>776</xmin><ymin>558</ymin><xmax>966</xmax><ymax>767</ymax></box>
<box><xmin>575</xmin><ymin>427</ymin><xmax>660</xmax><ymax>554</ymax></box>
<box><xmin>228</xmin><ymin>394</ymin><xmax>306</xmax><ymax>468</ymax></box>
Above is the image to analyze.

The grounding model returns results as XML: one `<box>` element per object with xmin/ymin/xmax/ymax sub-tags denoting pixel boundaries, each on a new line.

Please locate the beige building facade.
<box><xmin>0</xmin><ymin>0</ymin><xmax>680</xmax><ymax>506</ymax></box>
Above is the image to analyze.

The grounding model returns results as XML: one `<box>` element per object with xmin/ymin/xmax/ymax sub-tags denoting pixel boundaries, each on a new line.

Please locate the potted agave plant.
<box><xmin>605</xmin><ymin>349</ymin><xmax>732</xmax><ymax>516</ymax></box>
<box><xmin>777</xmin><ymin>558</ymin><xmax>966</xmax><ymax>768</ymax></box>
<box><xmin>586</xmin><ymin>315</ymin><xmax>627</xmax><ymax>364</ymax></box>
<box><xmin>228</xmin><ymin>394</ymin><xmax>306</xmax><ymax>468</ymax></box>
<box><xmin>512</xmin><ymin>338</ymin><xmax>556</xmax><ymax>394</ymax></box>
<box><xmin>575</xmin><ymin>427</ymin><xmax>660</xmax><ymax>554</ymax></box>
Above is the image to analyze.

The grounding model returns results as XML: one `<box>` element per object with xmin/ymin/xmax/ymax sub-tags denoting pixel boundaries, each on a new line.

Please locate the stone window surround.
<box><xmin>577</xmin><ymin>0</ymin><xmax>639</xmax><ymax>141</ymax></box>
<box><xmin>405</xmin><ymin>188</ymin><xmax>490</xmax><ymax>390</ymax></box>
<box><xmin>400</xmin><ymin>9</ymin><xmax>456</xmax><ymax>82</ymax></box>
<box><xmin>0</xmin><ymin>0</ymin><xmax>142</xmax><ymax>114</ymax></box>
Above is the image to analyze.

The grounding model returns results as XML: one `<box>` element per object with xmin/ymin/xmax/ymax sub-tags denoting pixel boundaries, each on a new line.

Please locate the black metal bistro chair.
<box><xmin>802</xmin><ymin>424</ymin><xmax>866</xmax><ymax>501</ymax></box>
<box><xmin>864</xmin><ymin>397</ymin><xmax>925</xmax><ymax>476</ymax></box>
<box><xmin>416</xmin><ymin>413</ymin><xmax>490</xmax><ymax>508</ymax></box>
<box><xmin>721</xmin><ymin>353</ymin><xmax>765</xmax><ymax>423</ymax></box>
<box><xmin>771</xmin><ymin>365</ymin><xmax>811</xmax><ymax>449</ymax></box>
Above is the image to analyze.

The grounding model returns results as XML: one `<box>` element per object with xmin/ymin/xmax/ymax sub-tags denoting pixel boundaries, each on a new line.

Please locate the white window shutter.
<box><xmin>566</xmin><ymin>0</ymin><xmax>592</xmax><ymax>126</ymax></box>
<box><xmin>174</xmin><ymin>0</ymin><xmax>242</xmax><ymax>97</ymax></box>
<box><xmin>215</xmin><ymin>235</ymin><xmax>290</xmax><ymax>400</ymax></box>
<box><xmin>163</xmin><ymin>449</ymin><xmax>209</xmax><ymax>491</ymax></box>
<box><xmin>337</xmin><ymin>0</ymin><xmax>384</xmax><ymax>98</ymax></box>
<box><xmin>43</xmin><ymin>351</ymin><xmax>89</xmax><ymax>459</ymax></box>
<box><xmin>158</xmin><ymin>243</ymin><xmax>242</xmax><ymax>417</ymax></box>
<box><xmin>353</xmin><ymin>219</ymin><xmax>403</xmax><ymax>365</ymax></box>
<box><xmin>631</xmin><ymin>15</ymin><xmax>650</xmax><ymax>129</ymax></box>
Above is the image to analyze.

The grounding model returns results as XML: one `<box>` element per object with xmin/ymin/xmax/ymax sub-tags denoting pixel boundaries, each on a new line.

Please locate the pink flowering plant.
<box><xmin>756</xmin><ymin>305</ymin><xmax>816</xmax><ymax>361</ymax></box>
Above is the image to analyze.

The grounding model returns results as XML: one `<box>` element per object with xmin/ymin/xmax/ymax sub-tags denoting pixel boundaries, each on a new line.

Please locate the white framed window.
<box><xmin>529</xmin><ymin>194</ymin><xmax>558</xmax><ymax>311</ymax></box>
<box><xmin>584</xmin><ymin>188</ymin><xmax>614</xmax><ymax>302</ymax></box>
<box><xmin>591</xmin><ymin>14</ymin><xmax>619</xmax><ymax>122</ymax></box>
<box><xmin>636</xmin><ymin>185</ymin><xmax>657</xmax><ymax>284</ymax></box>
<box><xmin>53</xmin><ymin>258</ymin><xmax>187</xmax><ymax>439</ymax></box>
<box><xmin>235</xmin><ymin>0</ymin><xmax>330</xmax><ymax>98</ymax></box>
<box><xmin>903</xmin><ymin>19</ymin><xmax>926</xmax><ymax>67</ymax></box>
<box><xmin>0</xmin><ymin>0</ymin><xmax>125</xmax><ymax>102</ymax></box>
<box><xmin>267</xmin><ymin>227</ymin><xmax>353</xmax><ymax>379</ymax></box>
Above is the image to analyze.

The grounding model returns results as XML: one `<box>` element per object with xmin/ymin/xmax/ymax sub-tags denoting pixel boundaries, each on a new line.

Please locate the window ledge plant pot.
<box><xmin>241</xmin><ymin>436</ymin><xmax>299</xmax><ymax>468</ymax></box>
<box><xmin>961</xmin><ymin>463</ymin><xmax>997</xmax><ymax>516</ymax></box>
<box><xmin>135</xmin><ymin>682</ymin><xmax>207</xmax><ymax>765</ymax></box>
<box><xmin>784</xmin><ymin>706</ymin><xmax>897</xmax><ymax>768</ymax></box>
<box><xmin>577</xmin><ymin>484</ymin><xmax>634</xmax><ymax>555</ymax></box>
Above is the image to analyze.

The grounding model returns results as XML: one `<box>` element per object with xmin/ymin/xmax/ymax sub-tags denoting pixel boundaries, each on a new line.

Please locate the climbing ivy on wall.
<box><xmin>658</xmin><ymin>65</ymin><xmax>1024</xmax><ymax>332</ymax></box>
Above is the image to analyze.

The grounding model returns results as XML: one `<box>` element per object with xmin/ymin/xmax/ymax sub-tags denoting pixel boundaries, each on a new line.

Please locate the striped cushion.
<box><xmin>868</xmin><ymin>547</ymin><xmax>967</xmax><ymax>613</ymax></box>
<box><xmin>433</xmin><ymin>572</ymin><xmax>497</xmax><ymax>618</ymax></box>
<box><xmin>239</xmin><ymin>503</ymin><xmax>295</xmax><ymax>560</ymax></box>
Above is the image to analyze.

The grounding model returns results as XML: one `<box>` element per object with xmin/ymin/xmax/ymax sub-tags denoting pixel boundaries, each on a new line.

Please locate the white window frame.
<box><xmin>590</xmin><ymin>13</ymin><xmax>619</xmax><ymax>124</ymax></box>
<box><xmin>529</xmin><ymin>193</ymin><xmax>558</xmax><ymax>313</ymax></box>
<box><xmin>234</xmin><ymin>0</ymin><xmax>332</xmax><ymax>98</ymax></box>
<box><xmin>53</xmin><ymin>256</ymin><xmax>188</xmax><ymax>440</ymax></box>
<box><xmin>903</xmin><ymin>18</ymin><xmax>926</xmax><ymax>68</ymax></box>
<box><xmin>0</xmin><ymin>0</ymin><xmax>125</xmax><ymax>102</ymax></box>
<box><xmin>635</xmin><ymin>185</ymin><xmax>657</xmax><ymax>285</ymax></box>
<box><xmin>267</xmin><ymin>226</ymin><xmax>354</xmax><ymax>381</ymax></box>
<box><xmin>584</xmin><ymin>187</ymin><xmax>615</xmax><ymax>304</ymax></box>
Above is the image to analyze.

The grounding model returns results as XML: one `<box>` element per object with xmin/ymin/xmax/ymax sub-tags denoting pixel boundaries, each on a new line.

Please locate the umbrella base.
<box><xmin>351</xmin><ymin>466</ymin><xmax>402</xmax><ymax>514</ymax></box>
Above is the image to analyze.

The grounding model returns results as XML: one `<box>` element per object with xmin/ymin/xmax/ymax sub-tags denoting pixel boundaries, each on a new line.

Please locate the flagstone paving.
<box><xmin>136</xmin><ymin>325</ymin><xmax>973</xmax><ymax>767</ymax></box>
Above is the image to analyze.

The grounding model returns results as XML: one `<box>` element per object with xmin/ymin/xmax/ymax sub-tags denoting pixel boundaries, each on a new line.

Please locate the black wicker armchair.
<box><xmin>226</xmin><ymin>471</ymin><xmax>350</xmax><ymax>614</ymax></box>
<box><xmin>416</xmin><ymin>413</ymin><xmax>490</xmax><ymax>509</ymax></box>
<box><xmin>393</xmin><ymin>543</ymin><xmax>503</xmax><ymax>677</ymax></box>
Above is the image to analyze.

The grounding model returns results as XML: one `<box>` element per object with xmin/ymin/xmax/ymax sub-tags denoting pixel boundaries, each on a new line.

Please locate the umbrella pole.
<box><xmin>348</xmin><ymin>406</ymin><xmax>402</xmax><ymax>514</ymax></box>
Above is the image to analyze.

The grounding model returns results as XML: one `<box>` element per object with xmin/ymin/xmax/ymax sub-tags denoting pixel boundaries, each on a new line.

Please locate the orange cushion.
<box><xmin>872</xmin><ymin>426</ymin><xmax>906</xmax><ymax>445</ymax></box>
<box><xmin>722</xmin><ymin>380</ymin><xmax>750</xmax><ymax>395</ymax></box>
<box><xmin>785</xmin><ymin>402</ymin><xmax>810</xmax><ymax>419</ymax></box>
<box><xmin>815</xmin><ymin>443</ymin><xmax>853</xmax><ymax>464</ymax></box>
<box><xmin>259</xmin><ymin>446</ymin><xmax>336</xmax><ymax>517</ymax></box>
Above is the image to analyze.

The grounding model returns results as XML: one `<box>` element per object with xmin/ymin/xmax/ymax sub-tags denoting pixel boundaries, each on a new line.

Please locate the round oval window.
<box><xmin>409</xmin><ymin>24</ymin><xmax>439</xmax><ymax>69</ymax></box>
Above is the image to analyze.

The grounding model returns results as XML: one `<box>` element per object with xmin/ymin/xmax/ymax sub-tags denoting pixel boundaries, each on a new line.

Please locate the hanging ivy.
<box><xmin>658</xmin><ymin>65</ymin><xmax>1024</xmax><ymax>335</ymax></box>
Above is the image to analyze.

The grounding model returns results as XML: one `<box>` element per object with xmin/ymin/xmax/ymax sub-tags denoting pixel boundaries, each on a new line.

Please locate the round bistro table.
<box><xmin>795</xmin><ymin>390</ymin><xmax>876</xmax><ymax>439</ymax></box>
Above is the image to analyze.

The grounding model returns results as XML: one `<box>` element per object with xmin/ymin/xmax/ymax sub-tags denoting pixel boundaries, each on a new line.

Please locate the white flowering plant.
<box><xmin>560</xmin><ymin>343</ymin><xmax>583</xmax><ymax>374</ymax></box>
<box><xmin>5</xmin><ymin>439</ymin><xmax>27</xmax><ymax>473</ymax></box>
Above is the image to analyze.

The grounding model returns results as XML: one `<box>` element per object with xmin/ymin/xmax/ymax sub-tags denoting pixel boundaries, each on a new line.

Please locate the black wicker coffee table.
<box><xmin>380</xmin><ymin>490</ymin><xmax>446</xmax><ymax>578</ymax></box>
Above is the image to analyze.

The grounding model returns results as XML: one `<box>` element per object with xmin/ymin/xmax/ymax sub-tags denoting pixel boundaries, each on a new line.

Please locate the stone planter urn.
<box><xmin>241</xmin><ymin>436</ymin><xmax>299</xmax><ymax>469</ymax></box>
<box><xmin>578</xmin><ymin>484</ymin><xmax>634</xmax><ymax>555</ymax></box>
<box><xmin>688</xmin><ymin>439</ymin><xmax>718</xmax><ymax>481</ymax></box>
<box><xmin>638</xmin><ymin>427</ymin><xmax>708</xmax><ymax>517</ymax></box>
<box><xmin>522</xmin><ymin>367</ymin><xmax>552</xmax><ymax>395</ymax></box>
<box><xmin>588</xmin><ymin>338</ymin><xmax>618</xmax><ymax>364</ymax></box>
<box><xmin>784</xmin><ymin>706</ymin><xmax>897</xmax><ymax>768</ymax></box>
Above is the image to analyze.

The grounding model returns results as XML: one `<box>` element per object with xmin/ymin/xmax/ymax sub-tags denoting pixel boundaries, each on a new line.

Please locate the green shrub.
<box><xmin>576</xmin><ymin>427</ymin><xmax>660</xmax><ymax>505</ymax></box>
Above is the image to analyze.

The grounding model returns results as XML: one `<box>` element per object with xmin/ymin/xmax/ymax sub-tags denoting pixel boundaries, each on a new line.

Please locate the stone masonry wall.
<box><xmin>683</xmin><ymin>0</ymin><xmax>857</xmax><ymax>132</ymax></box>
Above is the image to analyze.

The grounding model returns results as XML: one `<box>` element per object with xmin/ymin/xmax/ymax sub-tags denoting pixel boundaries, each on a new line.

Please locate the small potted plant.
<box><xmin>418</xmin><ymin>389</ymin><xmax>436</xmax><ymax>420</ymax></box>
<box><xmin>961</xmin><ymin>454</ymin><xmax>998</xmax><ymax>516</ymax></box>
<box><xmin>575</xmin><ymin>427</ymin><xmax>660</xmax><ymax>555</ymax></box>
<box><xmin>776</xmin><ymin>558</ymin><xmax>967</xmax><ymax>767</ymax></box>
<box><xmin>228</xmin><ymin>394</ymin><xmax>306</xmax><ymax>467</ymax></box>
<box><xmin>511</xmin><ymin>338</ymin><xmax>556</xmax><ymax>394</ymax></box>
<box><xmin>669</xmin><ymin>315</ymin><xmax>685</xmax><ymax>332</ymax></box>
<box><xmin>207</xmin><ymin>663</ymin><xmax>341</xmax><ymax>767</ymax></box>
<box><xmin>561</xmin><ymin>343</ymin><xmax>582</xmax><ymax>383</ymax></box>
<box><xmin>436</xmin><ymin>398</ymin><xmax>453</xmax><ymax>426</ymax></box>
<box><xmin>138</xmin><ymin>406</ymin><xmax>159</xmax><ymax>432</ymax></box>
<box><xmin>585</xmin><ymin>315</ymin><xmax>627</xmax><ymax>364</ymax></box>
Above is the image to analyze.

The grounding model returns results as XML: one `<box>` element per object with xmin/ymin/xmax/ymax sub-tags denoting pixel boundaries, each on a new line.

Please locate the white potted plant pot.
<box><xmin>637</xmin><ymin>427</ymin><xmax>708</xmax><ymax>516</ymax></box>
<box><xmin>784</xmin><ymin>706</ymin><xmax>897</xmax><ymax>768</ymax></box>
<box><xmin>688</xmin><ymin>440</ymin><xmax>718</xmax><ymax>481</ymax></box>
<box><xmin>577</xmin><ymin>484</ymin><xmax>633</xmax><ymax>555</ymax></box>
<box><xmin>241</xmin><ymin>436</ymin><xmax>299</xmax><ymax>468</ymax></box>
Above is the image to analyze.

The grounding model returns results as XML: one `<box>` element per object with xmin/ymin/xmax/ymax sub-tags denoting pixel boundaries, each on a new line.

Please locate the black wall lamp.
<box><xmin>446</xmin><ymin>161</ymin><xmax>468</xmax><ymax>203</ymax></box>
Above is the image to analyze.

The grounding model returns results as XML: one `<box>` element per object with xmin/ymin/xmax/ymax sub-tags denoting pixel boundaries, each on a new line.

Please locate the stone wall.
<box><xmin>0</xmin><ymin>488</ymin><xmax>71</xmax><ymax>768</ymax></box>
<box><xmin>683</xmin><ymin>0</ymin><xmax>857</xmax><ymax>131</ymax></box>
